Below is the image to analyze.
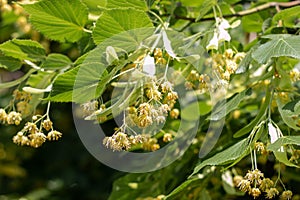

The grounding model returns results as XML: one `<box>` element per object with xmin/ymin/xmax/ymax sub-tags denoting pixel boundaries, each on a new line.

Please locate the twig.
<box><xmin>172</xmin><ymin>1</ymin><xmax>300</xmax><ymax>22</ymax></box>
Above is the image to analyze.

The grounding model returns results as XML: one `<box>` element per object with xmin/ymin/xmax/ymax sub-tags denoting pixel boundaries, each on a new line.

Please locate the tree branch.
<box><xmin>173</xmin><ymin>0</ymin><xmax>300</xmax><ymax>22</ymax></box>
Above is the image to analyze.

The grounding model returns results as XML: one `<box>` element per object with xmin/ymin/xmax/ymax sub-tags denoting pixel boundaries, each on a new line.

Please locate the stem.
<box><xmin>148</xmin><ymin>10</ymin><xmax>167</xmax><ymax>29</ymax></box>
<box><xmin>46</xmin><ymin>101</ymin><xmax>51</xmax><ymax>117</ymax></box>
<box><xmin>0</xmin><ymin>69</ymin><xmax>37</xmax><ymax>89</ymax></box>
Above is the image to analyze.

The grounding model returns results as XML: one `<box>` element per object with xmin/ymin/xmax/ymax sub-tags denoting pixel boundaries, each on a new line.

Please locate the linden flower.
<box><xmin>47</xmin><ymin>130</ymin><xmax>62</xmax><ymax>141</ymax></box>
<box><xmin>206</xmin><ymin>31</ymin><xmax>219</xmax><ymax>50</ymax></box>
<box><xmin>6</xmin><ymin>111</ymin><xmax>22</xmax><ymax>125</ymax></box>
<box><xmin>42</xmin><ymin>119</ymin><xmax>53</xmax><ymax>131</ymax></box>
<box><xmin>29</xmin><ymin>132</ymin><xmax>47</xmax><ymax>148</ymax></box>
<box><xmin>13</xmin><ymin>132</ymin><xmax>29</xmax><ymax>146</ymax></box>
<box><xmin>0</xmin><ymin>108</ymin><xmax>7</xmax><ymax>123</ymax></box>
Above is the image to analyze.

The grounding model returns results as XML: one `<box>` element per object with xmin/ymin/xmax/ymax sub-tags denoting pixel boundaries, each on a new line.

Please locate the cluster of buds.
<box><xmin>13</xmin><ymin>89</ymin><xmax>32</xmax><ymax>116</ymax></box>
<box><xmin>207</xmin><ymin>49</ymin><xmax>245</xmax><ymax>81</ymax></box>
<box><xmin>12</xmin><ymin>115</ymin><xmax>62</xmax><ymax>148</ymax></box>
<box><xmin>234</xmin><ymin>169</ymin><xmax>292</xmax><ymax>199</ymax></box>
<box><xmin>185</xmin><ymin>49</ymin><xmax>245</xmax><ymax>93</ymax></box>
<box><xmin>185</xmin><ymin>70</ymin><xmax>210</xmax><ymax>93</ymax></box>
<box><xmin>103</xmin><ymin>130</ymin><xmax>174</xmax><ymax>152</ymax></box>
<box><xmin>0</xmin><ymin>108</ymin><xmax>22</xmax><ymax>125</ymax></box>
<box><xmin>125</xmin><ymin>79</ymin><xmax>179</xmax><ymax>129</ymax></box>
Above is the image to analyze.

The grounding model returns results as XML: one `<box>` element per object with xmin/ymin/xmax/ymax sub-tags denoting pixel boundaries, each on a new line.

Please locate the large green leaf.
<box><xmin>191</xmin><ymin>138</ymin><xmax>250</xmax><ymax>176</ymax></box>
<box><xmin>242</xmin><ymin>13</ymin><xmax>264</xmax><ymax>33</ymax></box>
<box><xmin>252</xmin><ymin>35</ymin><xmax>300</xmax><ymax>64</ymax></box>
<box><xmin>106</xmin><ymin>0</ymin><xmax>147</xmax><ymax>10</ymax></box>
<box><xmin>0</xmin><ymin>54</ymin><xmax>22</xmax><ymax>71</ymax></box>
<box><xmin>47</xmin><ymin>63</ymin><xmax>110</xmax><ymax>103</ymax></box>
<box><xmin>92</xmin><ymin>8</ymin><xmax>154</xmax><ymax>46</ymax></box>
<box><xmin>0</xmin><ymin>39</ymin><xmax>45</xmax><ymax>62</ymax></box>
<box><xmin>23</xmin><ymin>0</ymin><xmax>88</xmax><ymax>42</ymax></box>
<box><xmin>41</xmin><ymin>53</ymin><xmax>72</xmax><ymax>70</ymax></box>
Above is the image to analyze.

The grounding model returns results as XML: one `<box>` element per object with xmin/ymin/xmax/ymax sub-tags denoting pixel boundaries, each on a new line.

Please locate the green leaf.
<box><xmin>191</xmin><ymin>138</ymin><xmax>250</xmax><ymax>176</ymax></box>
<box><xmin>210</xmin><ymin>89</ymin><xmax>251</xmax><ymax>120</ymax></box>
<box><xmin>46</xmin><ymin>66</ymin><xmax>79</xmax><ymax>102</ymax></box>
<box><xmin>106</xmin><ymin>0</ymin><xmax>147</xmax><ymax>10</ymax></box>
<box><xmin>252</xmin><ymin>35</ymin><xmax>300</xmax><ymax>64</ymax></box>
<box><xmin>273</xmin><ymin>151</ymin><xmax>299</xmax><ymax>168</ymax></box>
<box><xmin>0</xmin><ymin>54</ymin><xmax>22</xmax><ymax>71</ymax></box>
<box><xmin>47</xmin><ymin>63</ymin><xmax>109</xmax><ymax>103</ymax></box>
<box><xmin>41</xmin><ymin>53</ymin><xmax>72</xmax><ymax>70</ymax></box>
<box><xmin>273</xmin><ymin>6</ymin><xmax>300</xmax><ymax>28</ymax></box>
<box><xmin>23</xmin><ymin>0</ymin><xmax>88</xmax><ymax>42</ymax></box>
<box><xmin>0</xmin><ymin>39</ymin><xmax>45</xmax><ymax>62</ymax></box>
<box><xmin>277</xmin><ymin>99</ymin><xmax>300</xmax><ymax>131</ymax></box>
<box><xmin>268</xmin><ymin>136</ymin><xmax>300</xmax><ymax>152</ymax></box>
<box><xmin>92</xmin><ymin>8</ymin><xmax>154</xmax><ymax>46</ymax></box>
<box><xmin>164</xmin><ymin>178</ymin><xmax>201</xmax><ymax>199</ymax></box>
<box><xmin>196</xmin><ymin>0</ymin><xmax>216</xmax><ymax>21</ymax></box>
<box><xmin>242</xmin><ymin>13</ymin><xmax>264</xmax><ymax>33</ymax></box>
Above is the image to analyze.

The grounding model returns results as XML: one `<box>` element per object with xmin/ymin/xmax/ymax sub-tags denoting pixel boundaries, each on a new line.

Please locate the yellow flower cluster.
<box><xmin>103</xmin><ymin>131</ymin><xmax>174</xmax><ymax>152</ymax></box>
<box><xmin>0</xmin><ymin>109</ymin><xmax>22</xmax><ymax>125</ymax></box>
<box><xmin>185</xmin><ymin>70</ymin><xmax>210</xmax><ymax>92</ymax></box>
<box><xmin>125</xmin><ymin>79</ymin><xmax>179</xmax><ymax>129</ymax></box>
<box><xmin>207</xmin><ymin>49</ymin><xmax>245</xmax><ymax>81</ymax></box>
<box><xmin>234</xmin><ymin>169</ymin><xmax>292</xmax><ymax>199</ymax></box>
<box><xmin>12</xmin><ymin>116</ymin><xmax>62</xmax><ymax>148</ymax></box>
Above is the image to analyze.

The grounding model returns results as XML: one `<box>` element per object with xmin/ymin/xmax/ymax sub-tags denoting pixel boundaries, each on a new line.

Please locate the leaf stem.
<box><xmin>0</xmin><ymin>69</ymin><xmax>37</xmax><ymax>89</ymax></box>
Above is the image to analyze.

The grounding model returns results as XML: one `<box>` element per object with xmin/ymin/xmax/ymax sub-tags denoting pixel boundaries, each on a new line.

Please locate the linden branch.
<box><xmin>173</xmin><ymin>0</ymin><xmax>300</xmax><ymax>22</ymax></box>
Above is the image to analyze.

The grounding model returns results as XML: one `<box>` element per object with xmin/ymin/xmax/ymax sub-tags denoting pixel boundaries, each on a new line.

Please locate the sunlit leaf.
<box><xmin>92</xmin><ymin>8</ymin><xmax>154</xmax><ymax>46</ymax></box>
<box><xmin>23</xmin><ymin>0</ymin><xmax>89</xmax><ymax>42</ymax></box>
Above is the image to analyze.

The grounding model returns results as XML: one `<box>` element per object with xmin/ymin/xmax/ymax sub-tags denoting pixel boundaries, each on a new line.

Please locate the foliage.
<box><xmin>1</xmin><ymin>0</ymin><xmax>300</xmax><ymax>199</ymax></box>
